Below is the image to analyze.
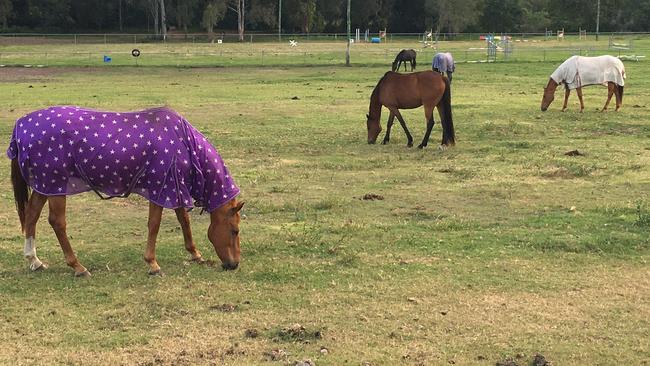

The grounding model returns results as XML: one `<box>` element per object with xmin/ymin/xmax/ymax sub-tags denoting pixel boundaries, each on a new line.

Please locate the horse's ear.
<box><xmin>231</xmin><ymin>201</ymin><xmax>245</xmax><ymax>215</ymax></box>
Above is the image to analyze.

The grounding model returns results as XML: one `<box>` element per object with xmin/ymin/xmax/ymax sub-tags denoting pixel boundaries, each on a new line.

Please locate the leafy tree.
<box><xmin>201</xmin><ymin>0</ymin><xmax>227</xmax><ymax>35</ymax></box>
<box><xmin>0</xmin><ymin>0</ymin><xmax>11</xmax><ymax>29</ymax></box>
<box><xmin>480</xmin><ymin>0</ymin><xmax>524</xmax><ymax>33</ymax></box>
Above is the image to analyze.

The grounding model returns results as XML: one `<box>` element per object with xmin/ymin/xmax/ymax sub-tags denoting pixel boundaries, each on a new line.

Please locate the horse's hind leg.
<box><xmin>562</xmin><ymin>87</ymin><xmax>571</xmax><ymax>111</ymax></box>
<box><xmin>175</xmin><ymin>208</ymin><xmax>204</xmax><ymax>263</ymax></box>
<box><xmin>48</xmin><ymin>196</ymin><xmax>89</xmax><ymax>277</ymax></box>
<box><xmin>576</xmin><ymin>87</ymin><xmax>585</xmax><ymax>112</ymax></box>
<box><xmin>24</xmin><ymin>192</ymin><xmax>48</xmax><ymax>271</ymax></box>
<box><xmin>382</xmin><ymin>112</ymin><xmax>396</xmax><ymax>145</ymax></box>
<box><xmin>602</xmin><ymin>83</ymin><xmax>615</xmax><ymax>112</ymax></box>
<box><xmin>145</xmin><ymin>203</ymin><xmax>164</xmax><ymax>275</ymax></box>
<box><xmin>391</xmin><ymin>108</ymin><xmax>414</xmax><ymax>147</ymax></box>
<box><xmin>418</xmin><ymin>105</ymin><xmax>436</xmax><ymax>149</ymax></box>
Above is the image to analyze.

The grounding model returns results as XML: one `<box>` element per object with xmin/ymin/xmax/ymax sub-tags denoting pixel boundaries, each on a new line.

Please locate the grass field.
<box><xmin>0</xmin><ymin>41</ymin><xmax>649</xmax><ymax>365</ymax></box>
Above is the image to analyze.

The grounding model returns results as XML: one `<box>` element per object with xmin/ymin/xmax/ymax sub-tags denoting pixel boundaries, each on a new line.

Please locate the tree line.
<box><xmin>1</xmin><ymin>0</ymin><xmax>649</xmax><ymax>36</ymax></box>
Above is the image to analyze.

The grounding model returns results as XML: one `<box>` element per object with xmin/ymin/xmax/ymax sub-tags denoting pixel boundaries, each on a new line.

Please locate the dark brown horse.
<box><xmin>366</xmin><ymin>71</ymin><xmax>455</xmax><ymax>149</ymax></box>
<box><xmin>392</xmin><ymin>49</ymin><xmax>417</xmax><ymax>72</ymax></box>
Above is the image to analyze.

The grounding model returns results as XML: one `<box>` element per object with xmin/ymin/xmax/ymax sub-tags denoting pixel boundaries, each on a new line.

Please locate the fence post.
<box><xmin>104</xmin><ymin>34</ymin><xmax>107</xmax><ymax>45</ymax></box>
<box><xmin>134</xmin><ymin>35</ymin><xmax>137</xmax><ymax>44</ymax></box>
<box><xmin>74</xmin><ymin>34</ymin><xmax>77</xmax><ymax>45</ymax></box>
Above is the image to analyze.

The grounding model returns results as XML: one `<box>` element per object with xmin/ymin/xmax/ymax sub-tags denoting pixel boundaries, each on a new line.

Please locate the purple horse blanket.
<box><xmin>432</xmin><ymin>52</ymin><xmax>455</xmax><ymax>73</ymax></box>
<box><xmin>7</xmin><ymin>106</ymin><xmax>240</xmax><ymax>212</ymax></box>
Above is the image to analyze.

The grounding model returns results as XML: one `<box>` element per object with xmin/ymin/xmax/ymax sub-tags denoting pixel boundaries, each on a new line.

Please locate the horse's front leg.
<box><xmin>382</xmin><ymin>112</ymin><xmax>395</xmax><ymax>145</ymax></box>
<box><xmin>602</xmin><ymin>82</ymin><xmax>615</xmax><ymax>112</ymax></box>
<box><xmin>24</xmin><ymin>192</ymin><xmax>48</xmax><ymax>271</ymax></box>
<box><xmin>576</xmin><ymin>87</ymin><xmax>584</xmax><ymax>112</ymax></box>
<box><xmin>392</xmin><ymin>109</ymin><xmax>413</xmax><ymax>147</ymax></box>
<box><xmin>48</xmin><ymin>196</ymin><xmax>90</xmax><ymax>277</ymax></box>
<box><xmin>145</xmin><ymin>203</ymin><xmax>164</xmax><ymax>275</ymax></box>
<box><xmin>562</xmin><ymin>87</ymin><xmax>570</xmax><ymax>112</ymax></box>
<box><xmin>418</xmin><ymin>105</ymin><xmax>435</xmax><ymax>149</ymax></box>
<box><xmin>175</xmin><ymin>208</ymin><xmax>204</xmax><ymax>263</ymax></box>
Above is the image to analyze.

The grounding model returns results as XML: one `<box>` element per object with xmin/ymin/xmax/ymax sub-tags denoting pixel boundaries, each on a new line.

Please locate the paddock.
<box><xmin>0</xmin><ymin>40</ymin><xmax>649</xmax><ymax>365</ymax></box>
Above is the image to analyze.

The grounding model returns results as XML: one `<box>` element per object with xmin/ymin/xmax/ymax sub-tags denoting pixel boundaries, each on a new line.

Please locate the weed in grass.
<box><xmin>634</xmin><ymin>200</ymin><xmax>650</xmax><ymax>227</ymax></box>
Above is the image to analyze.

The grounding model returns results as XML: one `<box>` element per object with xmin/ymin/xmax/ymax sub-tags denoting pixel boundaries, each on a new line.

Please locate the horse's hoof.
<box><xmin>438</xmin><ymin>145</ymin><xmax>448</xmax><ymax>151</ymax></box>
<box><xmin>407</xmin><ymin>143</ymin><xmax>413</xmax><ymax>148</ymax></box>
<box><xmin>30</xmin><ymin>262</ymin><xmax>48</xmax><ymax>271</ymax></box>
<box><xmin>148</xmin><ymin>269</ymin><xmax>164</xmax><ymax>277</ymax></box>
<box><xmin>191</xmin><ymin>257</ymin><xmax>206</xmax><ymax>264</ymax></box>
<box><xmin>381</xmin><ymin>140</ymin><xmax>388</xmax><ymax>145</ymax></box>
<box><xmin>417</xmin><ymin>144</ymin><xmax>425</xmax><ymax>149</ymax></box>
<box><xmin>74</xmin><ymin>270</ymin><xmax>91</xmax><ymax>278</ymax></box>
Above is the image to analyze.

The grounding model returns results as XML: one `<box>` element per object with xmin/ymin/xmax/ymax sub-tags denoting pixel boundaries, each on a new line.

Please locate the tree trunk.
<box><xmin>160</xmin><ymin>0</ymin><xmax>167</xmax><ymax>40</ymax></box>
<box><xmin>237</xmin><ymin>0</ymin><xmax>245</xmax><ymax>42</ymax></box>
<box><xmin>345</xmin><ymin>0</ymin><xmax>351</xmax><ymax>66</ymax></box>
<box><xmin>118</xmin><ymin>0</ymin><xmax>123</xmax><ymax>32</ymax></box>
<box><xmin>152</xmin><ymin>0</ymin><xmax>159</xmax><ymax>36</ymax></box>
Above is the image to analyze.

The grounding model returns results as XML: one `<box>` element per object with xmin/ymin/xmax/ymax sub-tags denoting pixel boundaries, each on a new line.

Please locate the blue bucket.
<box><xmin>103</xmin><ymin>55</ymin><xmax>112</xmax><ymax>63</ymax></box>
<box><xmin>371</xmin><ymin>37</ymin><xmax>381</xmax><ymax>43</ymax></box>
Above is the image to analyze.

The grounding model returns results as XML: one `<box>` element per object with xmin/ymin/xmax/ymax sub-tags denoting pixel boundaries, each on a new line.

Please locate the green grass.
<box><xmin>0</xmin><ymin>41</ymin><xmax>649</xmax><ymax>365</ymax></box>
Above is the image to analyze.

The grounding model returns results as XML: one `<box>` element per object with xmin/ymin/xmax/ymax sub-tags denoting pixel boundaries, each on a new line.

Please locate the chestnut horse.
<box><xmin>541</xmin><ymin>55</ymin><xmax>626</xmax><ymax>112</ymax></box>
<box><xmin>392</xmin><ymin>49</ymin><xmax>417</xmax><ymax>72</ymax></box>
<box><xmin>366</xmin><ymin>71</ymin><xmax>455</xmax><ymax>148</ymax></box>
<box><xmin>9</xmin><ymin>106</ymin><xmax>244</xmax><ymax>277</ymax></box>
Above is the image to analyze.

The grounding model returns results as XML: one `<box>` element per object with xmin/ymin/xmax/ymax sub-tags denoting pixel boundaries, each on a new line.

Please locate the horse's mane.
<box><xmin>371</xmin><ymin>71</ymin><xmax>392</xmax><ymax>99</ymax></box>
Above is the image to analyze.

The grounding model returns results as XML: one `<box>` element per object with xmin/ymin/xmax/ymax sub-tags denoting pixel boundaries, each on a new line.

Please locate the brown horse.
<box><xmin>9</xmin><ymin>106</ymin><xmax>244</xmax><ymax>277</ymax></box>
<box><xmin>541</xmin><ymin>55</ymin><xmax>626</xmax><ymax>112</ymax></box>
<box><xmin>366</xmin><ymin>71</ymin><xmax>454</xmax><ymax>148</ymax></box>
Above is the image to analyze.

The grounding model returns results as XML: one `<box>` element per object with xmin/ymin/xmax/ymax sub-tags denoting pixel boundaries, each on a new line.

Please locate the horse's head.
<box><xmin>208</xmin><ymin>199</ymin><xmax>244</xmax><ymax>270</ymax></box>
<box><xmin>541</xmin><ymin>79</ymin><xmax>558</xmax><ymax>111</ymax></box>
<box><xmin>366</xmin><ymin>113</ymin><xmax>381</xmax><ymax>144</ymax></box>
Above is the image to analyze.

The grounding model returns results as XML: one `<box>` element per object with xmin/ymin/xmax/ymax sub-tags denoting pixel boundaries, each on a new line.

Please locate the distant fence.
<box><xmin>0</xmin><ymin>47</ymin><xmax>645</xmax><ymax>68</ymax></box>
<box><xmin>3</xmin><ymin>31</ymin><xmax>650</xmax><ymax>45</ymax></box>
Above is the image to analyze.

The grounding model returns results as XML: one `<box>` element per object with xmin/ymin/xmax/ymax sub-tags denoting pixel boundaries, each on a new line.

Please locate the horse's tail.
<box><xmin>391</xmin><ymin>60</ymin><xmax>398</xmax><ymax>72</ymax></box>
<box><xmin>440</xmin><ymin>76</ymin><xmax>455</xmax><ymax>145</ymax></box>
<box><xmin>11</xmin><ymin>158</ymin><xmax>30</xmax><ymax>232</ymax></box>
<box><xmin>618</xmin><ymin>85</ymin><xmax>624</xmax><ymax>105</ymax></box>
<box><xmin>413</xmin><ymin>57</ymin><xmax>417</xmax><ymax>70</ymax></box>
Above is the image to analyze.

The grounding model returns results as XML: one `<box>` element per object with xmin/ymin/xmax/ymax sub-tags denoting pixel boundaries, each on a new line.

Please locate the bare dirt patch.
<box><xmin>0</xmin><ymin>66</ymin><xmax>100</xmax><ymax>82</ymax></box>
<box><xmin>361</xmin><ymin>193</ymin><xmax>384</xmax><ymax>201</ymax></box>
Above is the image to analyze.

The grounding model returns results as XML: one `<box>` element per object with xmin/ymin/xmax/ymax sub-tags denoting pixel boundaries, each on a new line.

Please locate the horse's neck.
<box><xmin>369</xmin><ymin>88</ymin><xmax>382</xmax><ymax>121</ymax></box>
<box><xmin>545</xmin><ymin>78</ymin><xmax>558</xmax><ymax>91</ymax></box>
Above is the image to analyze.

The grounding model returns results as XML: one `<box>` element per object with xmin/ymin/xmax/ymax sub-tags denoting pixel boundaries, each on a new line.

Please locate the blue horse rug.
<box><xmin>7</xmin><ymin>106</ymin><xmax>240</xmax><ymax>212</ymax></box>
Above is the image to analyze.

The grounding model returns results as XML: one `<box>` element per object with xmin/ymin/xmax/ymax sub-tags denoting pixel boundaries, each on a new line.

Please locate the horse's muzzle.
<box><xmin>222</xmin><ymin>261</ymin><xmax>239</xmax><ymax>271</ymax></box>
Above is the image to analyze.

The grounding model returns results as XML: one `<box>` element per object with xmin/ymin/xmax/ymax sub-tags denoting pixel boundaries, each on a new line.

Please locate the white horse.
<box><xmin>541</xmin><ymin>55</ymin><xmax>626</xmax><ymax>112</ymax></box>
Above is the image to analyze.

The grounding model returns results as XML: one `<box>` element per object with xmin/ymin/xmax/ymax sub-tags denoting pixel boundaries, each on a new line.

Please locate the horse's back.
<box><xmin>579</xmin><ymin>55</ymin><xmax>626</xmax><ymax>86</ymax></box>
<box><xmin>378</xmin><ymin>71</ymin><xmax>445</xmax><ymax>107</ymax></box>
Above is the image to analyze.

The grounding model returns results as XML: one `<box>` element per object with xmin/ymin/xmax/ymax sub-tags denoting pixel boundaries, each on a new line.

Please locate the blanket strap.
<box><xmin>75</xmin><ymin>162</ymin><xmax>147</xmax><ymax>200</ymax></box>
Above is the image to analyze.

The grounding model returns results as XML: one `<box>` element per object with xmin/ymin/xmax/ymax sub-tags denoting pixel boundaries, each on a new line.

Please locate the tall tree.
<box><xmin>228</xmin><ymin>0</ymin><xmax>245</xmax><ymax>41</ymax></box>
<box><xmin>0</xmin><ymin>0</ymin><xmax>12</xmax><ymax>29</ymax></box>
<box><xmin>201</xmin><ymin>0</ymin><xmax>227</xmax><ymax>35</ymax></box>
<box><xmin>425</xmin><ymin>0</ymin><xmax>482</xmax><ymax>33</ymax></box>
<box><xmin>480</xmin><ymin>0</ymin><xmax>523</xmax><ymax>32</ymax></box>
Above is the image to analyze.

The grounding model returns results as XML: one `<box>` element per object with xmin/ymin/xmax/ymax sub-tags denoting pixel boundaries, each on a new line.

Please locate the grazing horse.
<box><xmin>541</xmin><ymin>55</ymin><xmax>626</xmax><ymax>112</ymax></box>
<box><xmin>8</xmin><ymin>106</ymin><xmax>244</xmax><ymax>277</ymax></box>
<box><xmin>432</xmin><ymin>52</ymin><xmax>455</xmax><ymax>84</ymax></box>
<box><xmin>391</xmin><ymin>49</ymin><xmax>417</xmax><ymax>72</ymax></box>
<box><xmin>366</xmin><ymin>71</ymin><xmax>455</xmax><ymax>149</ymax></box>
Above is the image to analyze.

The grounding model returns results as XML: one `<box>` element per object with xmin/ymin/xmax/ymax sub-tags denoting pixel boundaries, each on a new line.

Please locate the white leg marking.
<box><xmin>24</xmin><ymin>237</ymin><xmax>46</xmax><ymax>271</ymax></box>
